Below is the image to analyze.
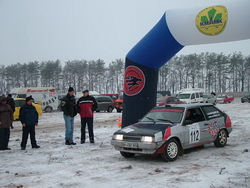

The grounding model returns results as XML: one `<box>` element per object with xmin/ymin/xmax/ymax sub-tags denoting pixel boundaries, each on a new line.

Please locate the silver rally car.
<box><xmin>111</xmin><ymin>103</ymin><xmax>233</xmax><ymax>161</ymax></box>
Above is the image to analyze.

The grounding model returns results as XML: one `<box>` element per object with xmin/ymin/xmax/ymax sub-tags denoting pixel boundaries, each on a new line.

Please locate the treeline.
<box><xmin>159</xmin><ymin>52</ymin><xmax>250</xmax><ymax>94</ymax></box>
<box><xmin>0</xmin><ymin>59</ymin><xmax>124</xmax><ymax>95</ymax></box>
<box><xmin>0</xmin><ymin>52</ymin><xmax>250</xmax><ymax>95</ymax></box>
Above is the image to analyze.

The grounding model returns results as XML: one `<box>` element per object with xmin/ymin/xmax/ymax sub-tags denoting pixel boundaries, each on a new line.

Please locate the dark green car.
<box><xmin>93</xmin><ymin>96</ymin><xmax>115</xmax><ymax>113</ymax></box>
<box><xmin>241</xmin><ymin>93</ymin><xmax>250</xmax><ymax>103</ymax></box>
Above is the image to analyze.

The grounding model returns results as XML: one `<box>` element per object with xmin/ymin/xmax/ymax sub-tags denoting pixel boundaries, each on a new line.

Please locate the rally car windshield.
<box><xmin>140</xmin><ymin>108</ymin><xmax>184</xmax><ymax>124</ymax></box>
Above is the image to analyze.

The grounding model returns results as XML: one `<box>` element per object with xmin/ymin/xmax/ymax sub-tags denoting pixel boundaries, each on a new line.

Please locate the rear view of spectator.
<box><xmin>6</xmin><ymin>94</ymin><xmax>15</xmax><ymax>129</ymax></box>
<box><xmin>211</xmin><ymin>91</ymin><xmax>216</xmax><ymax>96</ymax></box>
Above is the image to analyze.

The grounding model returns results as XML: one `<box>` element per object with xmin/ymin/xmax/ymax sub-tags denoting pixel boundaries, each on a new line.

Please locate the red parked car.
<box><xmin>157</xmin><ymin>96</ymin><xmax>184</xmax><ymax>106</ymax></box>
<box><xmin>217</xmin><ymin>95</ymin><xmax>234</xmax><ymax>104</ymax></box>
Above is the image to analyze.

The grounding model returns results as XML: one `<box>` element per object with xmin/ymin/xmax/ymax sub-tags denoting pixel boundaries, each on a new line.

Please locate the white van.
<box><xmin>177</xmin><ymin>88</ymin><xmax>204</xmax><ymax>103</ymax></box>
<box><xmin>10</xmin><ymin>87</ymin><xmax>58</xmax><ymax>112</ymax></box>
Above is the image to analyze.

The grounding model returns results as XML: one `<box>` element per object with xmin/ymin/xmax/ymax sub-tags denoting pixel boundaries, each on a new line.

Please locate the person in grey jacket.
<box><xmin>61</xmin><ymin>87</ymin><xmax>77</xmax><ymax>145</ymax></box>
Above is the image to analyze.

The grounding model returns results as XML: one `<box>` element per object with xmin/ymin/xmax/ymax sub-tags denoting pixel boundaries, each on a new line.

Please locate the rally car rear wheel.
<box><xmin>161</xmin><ymin>138</ymin><xmax>179</xmax><ymax>162</ymax></box>
<box><xmin>214</xmin><ymin>129</ymin><xmax>227</xmax><ymax>147</ymax></box>
<box><xmin>120</xmin><ymin>151</ymin><xmax>135</xmax><ymax>158</ymax></box>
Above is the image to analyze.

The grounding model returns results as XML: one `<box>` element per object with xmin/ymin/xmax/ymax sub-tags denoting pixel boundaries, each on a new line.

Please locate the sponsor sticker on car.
<box><xmin>122</xmin><ymin>127</ymin><xmax>134</xmax><ymax>133</ymax></box>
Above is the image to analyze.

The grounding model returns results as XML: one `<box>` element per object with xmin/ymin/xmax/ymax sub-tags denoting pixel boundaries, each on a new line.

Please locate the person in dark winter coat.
<box><xmin>0</xmin><ymin>96</ymin><xmax>13</xmax><ymax>150</ymax></box>
<box><xmin>61</xmin><ymin>87</ymin><xmax>77</xmax><ymax>145</ymax></box>
<box><xmin>77</xmin><ymin>90</ymin><xmax>98</xmax><ymax>143</ymax></box>
<box><xmin>6</xmin><ymin>94</ymin><xmax>15</xmax><ymax>129</ymax></box>
<box><xmin>19</xmin><ymin>96</ymin><xmax>40</xmax><ymax>150</ymax></box>
<box><xmin>211</xmin><ymin>91</ymin><xmax>216</xmax><ymax>96</ymax></box>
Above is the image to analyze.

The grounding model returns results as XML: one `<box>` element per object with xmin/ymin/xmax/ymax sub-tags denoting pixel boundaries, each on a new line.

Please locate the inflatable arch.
<box><xmin>122</xmin><ymin>0</ymin><xmax>250</xmax><ymax>127</ymax></box>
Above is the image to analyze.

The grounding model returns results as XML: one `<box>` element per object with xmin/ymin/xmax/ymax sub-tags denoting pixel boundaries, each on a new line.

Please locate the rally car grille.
<box><xmin>123</xmin><ymin>135</ymin><xmax>141</xmax><ymax>141</ymax></box>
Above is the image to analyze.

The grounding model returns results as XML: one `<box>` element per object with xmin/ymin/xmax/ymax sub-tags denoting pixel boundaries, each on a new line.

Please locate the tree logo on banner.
<box><xmin>195</xmin><ymin>5</ymin><xmax>228</xmax><ymax>36</ymax></box>
<box><xmin>124</xmin><ymin>66</ymin><xmax>145</xmax><ymax>96</ymax></box>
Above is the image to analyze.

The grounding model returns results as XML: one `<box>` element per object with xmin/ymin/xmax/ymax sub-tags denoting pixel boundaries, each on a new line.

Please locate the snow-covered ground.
<box><xmin>1</xmin><ymin>98</ymin><xmax>250</xmax><ymax>188</ymax></box>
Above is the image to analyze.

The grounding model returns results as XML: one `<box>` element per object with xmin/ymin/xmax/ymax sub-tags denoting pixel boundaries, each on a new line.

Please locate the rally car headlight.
<box><xmin>141</xmin><ymin>136</ymin><xmax>154</xmax><ymax>142</ymax></box>
<box><xmin>113</xmin><ymin>134</ymin><xmax>123</xmax><ymax>141</ymax></box>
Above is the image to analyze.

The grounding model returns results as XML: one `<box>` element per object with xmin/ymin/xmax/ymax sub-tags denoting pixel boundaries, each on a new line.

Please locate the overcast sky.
<box><xmin>1</xmin><ymin>0</ymin><xmax>250</xmax><ymax>66</ymax></box>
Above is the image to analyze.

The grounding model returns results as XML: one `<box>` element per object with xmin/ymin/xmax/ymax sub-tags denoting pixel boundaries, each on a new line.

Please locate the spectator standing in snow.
<box><xmin>211</xmin><ymin>91</ymin><xmax>216</xmax><ymax>96</ymax></box>
<box><xmin>6</xmin><ymin>94</ymin><xmax>15</xmax><ymax>129</ymax></box>
<box><xmin>19</xmin><ymin>96</ymin><xmax>40</xmax><ymax>150</ymax></box>
<box><xmin>77</xmin><ymin>90</ymin><xmax>98</xmax><ymax>144</ymax></box>
<box><xmin>61</xmin><ymin>87</ymin><xmax>77</xmax><ymax>145</ymax></box>
<box><xmin>0</xmin><ymin>96</ymin><xmax>13</xmax><ymax>150</ymax></box>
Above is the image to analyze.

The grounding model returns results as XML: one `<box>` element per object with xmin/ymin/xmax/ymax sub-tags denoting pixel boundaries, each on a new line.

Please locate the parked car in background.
<box><xmin>177</xmin><ymin>88</ymin><xmax>204</xmax><ymax>103</ymax></box>
<box><xmin>111</xmin><ymin>103</ymin><xmax>232</xmax><ymax>161</ymax></box>
<box><xmin>11</xmin><ymin>87</ymin><xmax>58</xmax><ymax>113</ymax></box>
<box><xmin>157</xmin><ymin>91</ymin><xmax>171</xmax><ymax>97</ymax></box>
<box><xmin>100</xmin><ymin>93</ymin><xmax>118</xmax><ymax>103</ymax></box>
<box><xmin>114</xmin><ymin>90</ymin><xmax>123</xmax><ymax>113</ymax></box>
<box><xmin>115</xmin><ymin>90</ymin><xmax>171</xmax><ymax>113</ymax></box>
<box><xmin>157</xmin><ymin>96</ymin><xmax>184</xmax><ymax>106</ymax></box>
<box><xmin>13</xmin><ymin>98</ymin><xmax>43</xmax><ymax>120</ymax></box>
<box><xmin>93</xmin><ymin>95</ymin><xmax>115</xmax><ymax>113</ymax></box>
<box><xmin>203</xmin><ymin>94</ymin><xmax>217</xmax><ymax>105</ymax></box>
<box><xmin>217</xmin><ymin>94</ymin><xmax>234</xmax><ymax>104</ymax></box>
<box><xmin>241</xmin><ymin>93</ymin><xmax>250</xmax><ymax>103</ymax></box>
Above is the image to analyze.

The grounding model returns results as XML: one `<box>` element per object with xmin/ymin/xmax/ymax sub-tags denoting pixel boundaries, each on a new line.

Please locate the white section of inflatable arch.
<box><xmin>166</xmin><ymin>0</ymin><xmax>250</xmax><ymax>45</ymax></box>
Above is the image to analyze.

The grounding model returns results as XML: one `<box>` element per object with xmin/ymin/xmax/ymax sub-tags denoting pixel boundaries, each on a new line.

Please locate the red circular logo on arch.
<box><xmin>124</xmin><ymin>66</ymin><xmax>145</xmax><ymax>96</ymax></box>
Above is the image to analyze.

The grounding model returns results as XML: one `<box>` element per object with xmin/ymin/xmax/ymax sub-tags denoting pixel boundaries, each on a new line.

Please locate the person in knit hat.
<box><xmin>19</xmin><ymin>95</ymin><xmax>40</xmax><ymax>150</ymax></box>
<box><xmin>60</xmin><ymin>87</ymin><xmax>77</xmax><ymax>145</ymax></box>
<box><xmin>0</xmin><ymin>96</ymin><xmax>13</xmax><ymax>150</ymax></box>
<box><xmin>77</xmin><ymin>89</ymin><xmax>97</xmax><ymax>143</ymax></box>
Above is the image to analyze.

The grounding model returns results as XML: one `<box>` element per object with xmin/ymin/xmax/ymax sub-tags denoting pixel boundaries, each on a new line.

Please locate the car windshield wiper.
<box><xmin>156</xmin><ymin>119</ymin><xmax>174</xmax><ymax>124</ymax></box>
<box><xmin>145</xmin><ymin>117</ymin><xmax>156</xmax><ymax>123</ymax></box>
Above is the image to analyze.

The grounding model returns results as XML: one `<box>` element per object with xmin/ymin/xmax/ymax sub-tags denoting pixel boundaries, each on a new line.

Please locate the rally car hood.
<box><xmin>115</xmin><ymin>122</ymin><xmax>173</xmax><ymax>136</ymax></box>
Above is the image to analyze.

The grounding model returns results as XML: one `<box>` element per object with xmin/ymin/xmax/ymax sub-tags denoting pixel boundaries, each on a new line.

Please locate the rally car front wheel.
<box><xmin>161</xmin><ymin>138</ymin><xmax>179</xmax><ymax>162</ymax></box>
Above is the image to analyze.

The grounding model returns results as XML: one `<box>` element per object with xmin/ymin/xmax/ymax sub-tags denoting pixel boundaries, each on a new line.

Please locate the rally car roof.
<box><xmin>154</xmin><ymin>103</ymin><xmax>213</xmax><ymax>109</ymax></box>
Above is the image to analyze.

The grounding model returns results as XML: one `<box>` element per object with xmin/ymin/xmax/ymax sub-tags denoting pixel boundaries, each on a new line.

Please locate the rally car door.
<box><xmin>199</xmin><ymin>106</ymin><xmax>226</xmax><ymax>142</ymax></box>
<box><xmin>182</xmin><ymin>108</ymin><xmax>207</xmax><ymax>148</ymax></box>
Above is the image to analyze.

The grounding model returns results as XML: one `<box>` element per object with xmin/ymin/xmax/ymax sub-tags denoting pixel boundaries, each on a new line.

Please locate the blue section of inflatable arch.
<box><xmin>126</xmin><ymin>13</ymin><xmax>184</xmax><ymax>69</ymax></box>
<box><xmin>122</xmin><ymin>13</ymin><xmax>185</xmax><ymax>127</ymax></box>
